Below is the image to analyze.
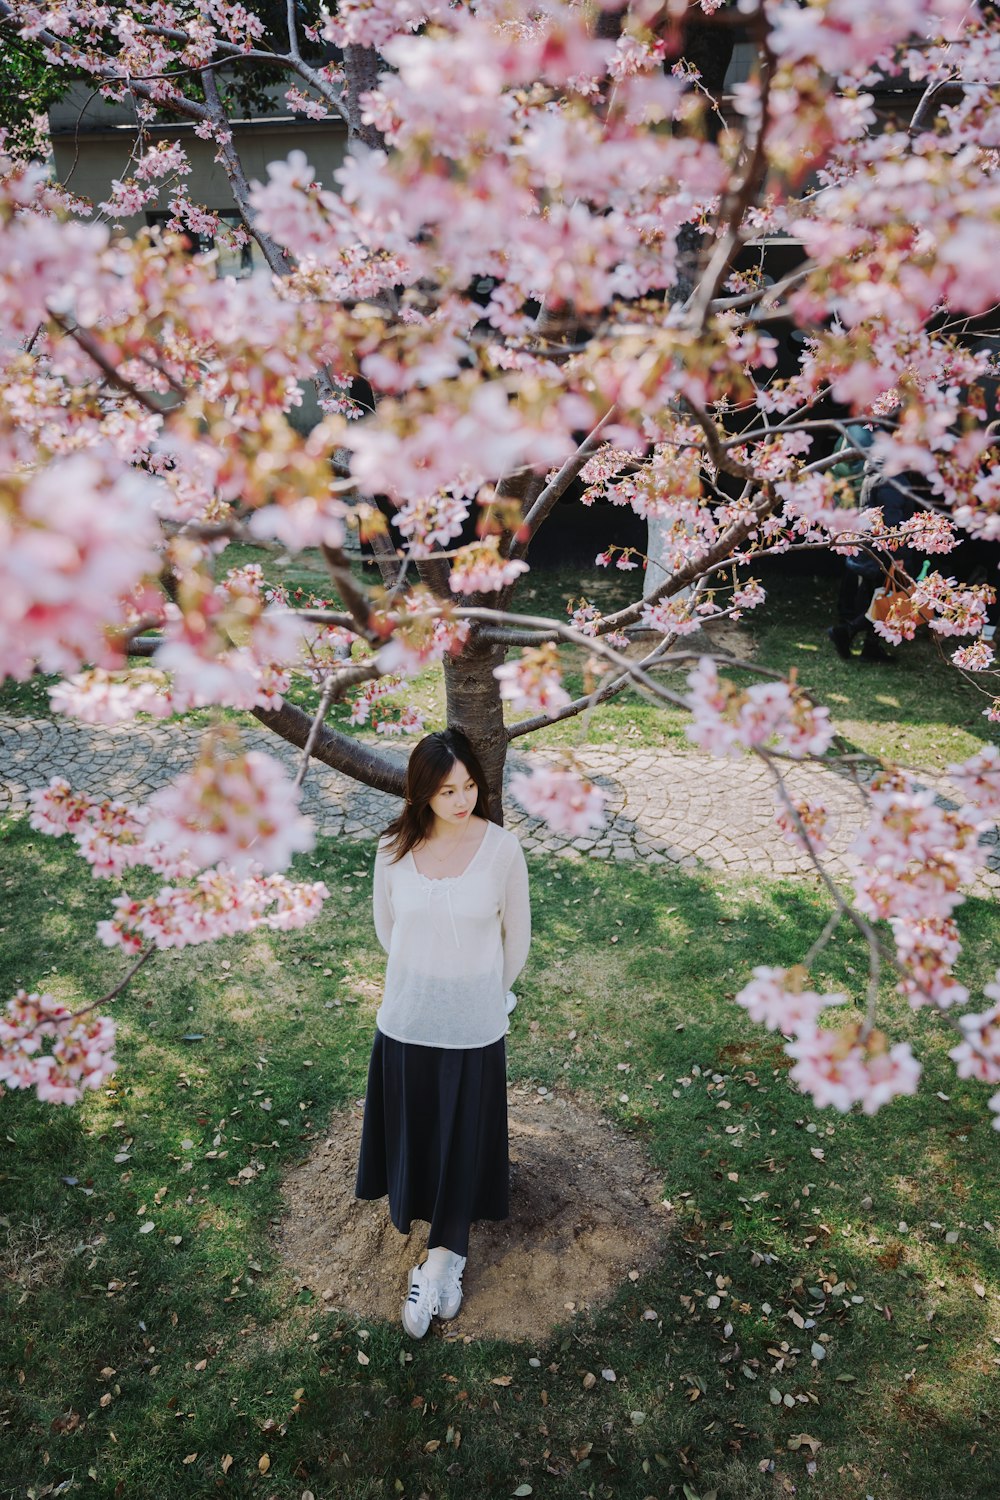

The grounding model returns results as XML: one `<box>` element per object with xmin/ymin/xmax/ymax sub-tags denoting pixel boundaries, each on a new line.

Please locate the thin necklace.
<box><xmin>423</xmin><ymin>822</ymin><xmax>478</xmax><ymax>863</ymax></box>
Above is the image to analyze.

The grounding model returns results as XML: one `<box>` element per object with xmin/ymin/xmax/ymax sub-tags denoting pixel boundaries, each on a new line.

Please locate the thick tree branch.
<box><xmin>342</xmin><ymin>44</ymin><xmax>385</xmax><ymax>150</ymax></box>
<box><xmin>252</xmin><ymin>699</ymin><xmax>406</xmax><ymax>797</ymax></box>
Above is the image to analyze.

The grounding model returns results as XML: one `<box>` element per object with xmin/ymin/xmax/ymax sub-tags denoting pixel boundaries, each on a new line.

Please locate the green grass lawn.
<box><xmin>2</xmin><ymin>820</ymin><xmax>998</xmax><ymax>1500</ymax></box>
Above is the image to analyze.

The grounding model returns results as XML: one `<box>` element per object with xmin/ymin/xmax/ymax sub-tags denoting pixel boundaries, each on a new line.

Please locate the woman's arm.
<box><xmin>373</xmin><ymin>843</ymin><xmax>395</xmax><ymax>954</ymax></box>
<box><xmin>500</xmin><ymin>843</ymin><xmax>531</xmax><ymax>991</ymax></box>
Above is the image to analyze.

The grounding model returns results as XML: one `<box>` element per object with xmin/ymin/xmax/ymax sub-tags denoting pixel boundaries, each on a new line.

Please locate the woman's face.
<box><xmin>427</xmin><ymin>759</ymin><xmax>478</xmax><ymax>828</ymax></box>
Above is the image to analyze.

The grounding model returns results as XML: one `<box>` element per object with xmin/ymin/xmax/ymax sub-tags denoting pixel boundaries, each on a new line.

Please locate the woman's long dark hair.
<box><xmin>382</xmin><ymin>729</ymin><xmax>492</xmax><ymax>862</ymax></box>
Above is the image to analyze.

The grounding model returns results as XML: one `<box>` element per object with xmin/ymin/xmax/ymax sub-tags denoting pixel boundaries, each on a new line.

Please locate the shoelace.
<box><xmin>407</xmin><ymin>1275</ymin><xmax>440</xmax><ymax>1318</ymax></box>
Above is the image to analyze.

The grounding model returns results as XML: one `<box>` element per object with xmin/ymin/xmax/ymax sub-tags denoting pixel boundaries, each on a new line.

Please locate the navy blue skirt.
<box><xmin>355</xmin><ymin>1029</ymin><xmax>509</xmax><ymax>1257</ymax></box>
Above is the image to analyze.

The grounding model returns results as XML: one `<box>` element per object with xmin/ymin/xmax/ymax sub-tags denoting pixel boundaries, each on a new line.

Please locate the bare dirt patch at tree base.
<box><xmin>275</xmin><ymin>1084</ymin><xmax>670</xmax><ymax>1345</ymax></box>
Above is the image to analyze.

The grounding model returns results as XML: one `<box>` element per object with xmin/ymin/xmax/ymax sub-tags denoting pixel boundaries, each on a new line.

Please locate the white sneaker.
<box><xmin>433</xmin><ymin>1255</ymin><xmax>466</xmax><ymax>1321</ymax></box>
<box><xmin>402</xmin><ymin>1265</ymin><xmax>439</xmax><ymax>1339</ymax></box>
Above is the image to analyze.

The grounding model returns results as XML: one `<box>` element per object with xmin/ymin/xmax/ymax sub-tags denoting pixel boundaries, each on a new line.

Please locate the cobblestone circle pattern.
<box><xmin>2</xmin><ymin>713</ymin><xmax>998</xmax><ymax>894</ymax></box>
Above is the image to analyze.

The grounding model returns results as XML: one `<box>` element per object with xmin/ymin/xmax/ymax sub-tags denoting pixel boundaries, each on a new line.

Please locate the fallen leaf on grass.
<box><xmin>601</xmin><ymin>1368</ymin><xmax>616</xmax><ymax>1382</ymax></box>
<box><xmin>490</xmin><ymin>1375</ymin><xmax>512</xmax><ymax>1386</ymax></box>
<box><xmin>183</xmin><ymin>1454</ymin><xmax>198</xmax><ymax>1465</ymax></box>
<box><xmin>221</xmin><ymin>1455</ymin><xmax>233</xmax><ymax>1473</ymax></box>
<box><xmin>974</xmin><ymin>1283</ymin><xmax>986</xmax><ymax>1298</ymax></box>
<box><xmin>357</xmin><ymin>1351</ymin><xmax>370</xmax><ymax>1366</ymax></box>
<box><xmin>258</xmin><ymin>1455</ymin><xmax>270</xmax><ymax>1474</ymax></box>
<box><xmin>582</xmin><ymin>1373</ymin><xmax>596</xmax><ymax>1390</ymax></box>
<box><xmin>512</xmin><ymin>1487</ymin><xmax>533</xmax><ymax>1497</ymax></box>
<box><xmin>787</xmin><ymin>1434</ymin><xmax>821</xmax><ymax>1455</ymax></box>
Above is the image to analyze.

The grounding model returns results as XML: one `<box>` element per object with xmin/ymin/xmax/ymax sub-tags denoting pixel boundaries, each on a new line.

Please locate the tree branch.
<box><xmin>508</xmin><ymin>407</ymin><xmax>618</xmax><ymax>560</ymax></box>
<box><xmin>686</xmin><ymin>7</ymin><xmax>774</xmax><ymax>329</ymax></box>
<box><xmin>199</xmin><ymin>66</ymin><xmax>292</xmax><ymax>278</ymax></box>
<box><xmin>53</xmin><ymin>319</ymin><xmax>176</xmax><ymax>418</ymax></box>
<box><xmin>685</xmin><ymin>400</ymin><xmax>753</xmax><ymax>479</ymax></box>
<box><xmin>319</xmin><ymin>543</ymin><xmax>380</xmax><ymax>638</ymax></box>
<box><xmin>252</xmin><ymin>699</ymin><xmax>406</xmax><ymax>797</ymax></box>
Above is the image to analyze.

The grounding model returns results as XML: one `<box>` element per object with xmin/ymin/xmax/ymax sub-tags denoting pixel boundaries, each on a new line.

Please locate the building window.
<box><xmin>145</xmin><ymin>209</ymin><xmax>257</xmax><ymax>278</ymax></box>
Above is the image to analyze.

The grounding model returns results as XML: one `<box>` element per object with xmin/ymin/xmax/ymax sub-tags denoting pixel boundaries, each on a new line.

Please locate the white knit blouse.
<box><xmin>373</xmin><ymin>820</ymin><xmax>531</xmax><ymax>1049</ymax></box>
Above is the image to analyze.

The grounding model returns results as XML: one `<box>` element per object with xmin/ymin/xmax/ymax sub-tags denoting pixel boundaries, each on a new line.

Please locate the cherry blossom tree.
<box><xmin>1</xmin><ymin>0</ymin><xmax>999</xmax><ymax>1120</ymax></box>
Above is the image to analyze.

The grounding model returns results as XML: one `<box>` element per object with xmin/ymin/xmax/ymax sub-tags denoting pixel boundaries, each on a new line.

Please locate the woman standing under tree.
<box><xmin>356</xmin><ymin>729</ymin><xmax>531</xmax><ymax>1337</ymax></box>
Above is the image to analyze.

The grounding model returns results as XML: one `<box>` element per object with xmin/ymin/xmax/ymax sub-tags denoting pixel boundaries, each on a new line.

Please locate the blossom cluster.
<box><xmin>29</xmin><ymin>778</ymin><xmax>193</xmax><ymax>881</ymax></box>
<box><xmin>509</xmin><ymin>762</ymin><xmax>607</xmax><ymax>837</ymax></box>
<box><xmin>0</xmin><ymin>990</ymin><xmax>117</xmax><ymax>1106</ymax></box>
<box><xmin>143</xmin><ymin>739</ymin><xmax>315</xmax><ymax>876</ymax></box>
<box><xmin>494</xmin><ymin>643</ymin><xmax>572</xmax><ymax>719</ymax></box>
<box><xmin>773</xmin><ymin>795</ymin><xmax>834</xmax><ymax>855</ymax></box>
<box><xmin>449</xmin><ymin>538</ymin><xmax>530</xmax><ymax>594</ymax></box>
<box><xmin>734</xmin><ymin>966</ymin><xmax>921</xmax><ymax>1115</ymax></box>
<box><xmin>97</xmin><ymin>868</ymin><xmax>329</xmax><ymax>955</ymax></box>
<box><xmin>685</xmin><ymin>658</ymin><xmax>835</xmax><ymax>760</ymax></box>
<box><xmin>0</xmin><ymin>450</ymin><xmax>162</xmax><ymax>681</ymax></box>
<box><xmin>950</xmin><ymin>975</ymin><xmax>1000</xmax><ymax>1087</ymax></box>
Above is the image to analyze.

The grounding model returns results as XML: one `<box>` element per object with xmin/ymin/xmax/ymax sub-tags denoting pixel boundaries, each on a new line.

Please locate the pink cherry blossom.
<box><xmin>49</xmin><ymin>669</ymin><xmax>174</xmax><ymax>725</ymax></box>
<box><xmin>374</xmin><ymin>705</ymin><xmax>426</xmax><ymax>736</ymax></box>
<box><xmin>948</xmin><ymin>746</ymin><xmax>1000</xmax><ymax>823</ymax></box>
<box><xmin>144</xmin><ymin>740</ymin><xmax>315</xmax><ymax>876</ymax></box>
<box><xmin>510</xmin><ymin>762</ymin><xmax>607</xmax><ymax>837</ymax></box>
<box><xmin>0</xmin><ymin>990</ymin><xmax>117</xmax><ymax>1105</ymax></box>
<box><xmin>949</xmin><ymin>985</ymin><xmax>1000</xmax><ymax>1084</ymax></box>
<box><xmin>685</xmin><ymin>658</ymin><xmax>835</xmax><ymax>760</ymax></box>
<box><xmin>732</xmin><ymin>579</ymin><xmax>767</xmax><ymax>611</ymax></box>
<box><xmin>850</xmin><ymin>775</ymin><xmax>984</xmax><ymax>923</ymax></box>
<box><xmin>735</xmin><ymin>966</ymin><xmax>845</xmax><ymax>1034</ymax></box>
<box><xmin>494</xmin><ymin>644</ymin><xmax>571</xmax><ymax>719</ymax></box>
<box><xmin>641</xmin><ymin>598</ymin><xmax>703</xmax><ymax>638</ymax></box>
<box><xmin>785</xmin><ymin>1025</ymin><xmax>922</xmax><ymax>1115</ymax></box>
<box><xmin>248</xmin><ymin>498</ymin><xmax>346</xmax><ymax>551</ymax></box>
<box><xmin>951</xmin><ymin>639</ymin><xmax>995</xmax><ymax>671</ymax></box>
<box><xmin>96</xmin><ymin>868</ymin><xmax>329</xmax><ymax>954</ymax></box>
<box><xmin>774</xmin><ymin>795</ymin><xmax>834</xmax><ymax>854</ymax></box>
<box><xmin>393</xmin><ymin>492</ymin><xmax>471</xmax><ymax>555</ymax></box>
<box><xmin>0</xmin><ymin>450</ymin><xmax>162</xmax><ymax>681</ymax></box>
<box><xmin>449</xmin><ymin>539</ymin><xmax>530</xmax><ymax>594</ymax></box>
<box><xmin>890</xmin><ymin>916</ymin><xmax>968</xmax><ymax>1010</ymax></box>
<box><xmin>285</xmin><ymin>87</ymin><xmax>328</xmax><ymax>121</ymax></box>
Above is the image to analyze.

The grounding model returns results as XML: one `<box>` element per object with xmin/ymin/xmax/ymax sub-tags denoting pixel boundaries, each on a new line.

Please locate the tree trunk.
<box><xmin>443</xmin><ymin>640</ymin><xmax>509</xmax><ymax>823</ymax></box>
<box><xmin>342</xmin><ymin>45</ymin><xmax>385</xmax><ymax>150</ymax></box>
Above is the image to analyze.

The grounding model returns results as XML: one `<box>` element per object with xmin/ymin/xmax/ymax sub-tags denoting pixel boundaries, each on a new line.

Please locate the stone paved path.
<box><xmin>1</xmin><ymin>713</ymin><xmax>998</xmax><ymax>892</ymax></box>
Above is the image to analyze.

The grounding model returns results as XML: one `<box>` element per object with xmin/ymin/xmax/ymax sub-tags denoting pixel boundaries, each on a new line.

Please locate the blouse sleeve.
<box><xmin>500</xmin><ymin>840</ymin><xmax>531</xmax><ymax>991</ymax></box>
<box><xmin>373</xmin><ymin>842</ymin><xmax>394</xmax><ymax>954</ymax></box>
